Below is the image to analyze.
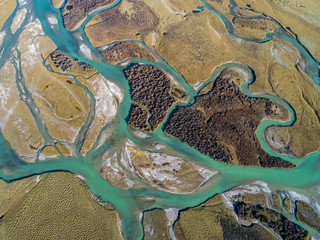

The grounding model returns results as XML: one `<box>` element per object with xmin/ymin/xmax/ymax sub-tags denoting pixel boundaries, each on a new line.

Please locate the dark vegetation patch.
<box><xmin>124</xmin><ymin>64</ymin><xmax>184</xmax><ymax>131</ymax></box>
<box><xmin>164</xmin><ymin>71</ymin><xmax>295</xmax><ymax>167</ymax></box>
<box><xmin>232</xmin><ymin>18</ymin><xmax>272</xmax><ymax>31</ymax></box>
<box><xmin>126</xmin><ymin>104</ymin><xmax>151</xmax><ymax>133</ymax></box>
<box><xmin>236</xmin><ymin>202</ymin><xmax>309</xmax><ymax>239</ymax></box>
<box><xmin>125</xmin><ymin>64</ymin><xmax>175</xmax><ymax>130</ymax></box>
<box><xmin>49</xmin><ymin>50</ymin><xmax>95</xmax><ymax>74</ymax></box>
<box><xmin>220</xmin><ymin>217</ymin><xmax>275</xmax><ymax>240</ymax></box>
<box><xmin>62</xmin><ymin>0</ymin><xmax>115</xmax><ymax>30</ymax></box>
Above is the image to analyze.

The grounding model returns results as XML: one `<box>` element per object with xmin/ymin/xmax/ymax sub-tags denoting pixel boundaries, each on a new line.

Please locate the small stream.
<box><xmin>0</xmin><ymin>0</ymin><xmax>319</xmax><ymax>239</ymax></box>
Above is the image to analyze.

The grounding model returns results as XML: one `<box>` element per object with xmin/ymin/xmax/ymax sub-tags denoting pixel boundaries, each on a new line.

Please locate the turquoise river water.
<box><xmin>0</xmin><ymin>0</ymin><xmax>320</xmax><ymax>239</ymax></box>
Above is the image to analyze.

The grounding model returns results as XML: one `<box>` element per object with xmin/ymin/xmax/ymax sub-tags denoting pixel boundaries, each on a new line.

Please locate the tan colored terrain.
<box><xmin>143</xmin><ymin>209</ymin><xmax>170</xmax><ymax>240</ymax></box>
<box><xmin>0</xmin><ymin>172</ymin><xmax>122</xmax><ymax>240</ymax></box>
<box><xmin>85</xmin><ymin>0</ymin><xmax>159</xmax><ymax>47</ymax></box>
<box><xmin>101</xmin><ymin>42</ymin><xmax>156</xmax><ymax>64</ymax></box>
<box><xmin>51</xmin><ymin>0</ymin><xmax>64</xmax><ymax>9</ymax></box>
<box><xmin>0</xmin><ymin>1</ymin><xmax>320</xmax><ymax>239</ymax></box>
<box><xmin>101</xmin><ymin>166</ymin><xmax>130</xmax><ymax>189</ymax></box>
<box><xmin>0</xmin><ymin>0</ymin><xmax>16</xmax><ymax>30</ymax></box>
<box><xmin>18</xmin><ymin>20</ymin><xmax>90</xmax><ymax>147</ymax></box>
<box><xmin>234</xmin><ymin>0</ymin><xmax>320</xmax><ymax>62</ymax></box>
<box><xmin>0</xmin><ymin>62</ymin><xmax>43</xmax><ymax>162</ymax></box>
<box><xmin>138</xmin><ymin>0</ymin><xmax>320</xmax><ymax>159</ymax></box>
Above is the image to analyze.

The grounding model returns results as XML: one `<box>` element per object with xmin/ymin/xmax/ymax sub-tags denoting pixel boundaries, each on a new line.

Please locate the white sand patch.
<box><xmin>254</xmin><ymin>180</ymin><xmax>272</xmax><ymax>194</ymax></box>
<box><xmin>101</xmin><ymin>150</ymin><xmax>135</xmax><ymax>188</ymax></box>
<box><xmin>79</xmin><ymin>44</ymin><xmax>93</xmax><ymax>60</ymax></box>
<box><xmin>166</xmin><ymin>208</ymin><xmax>179</xmax><ymax>240</ymax></box>
<box><xmin>211</xmin><ymin>27</ymin><xmax>221</xmax><ymax>39</ymax></box>
<box><xmin>104</xmin><ymin>80</ymin><xmax>124</xmax><ymax>102</ymax></box>
<box><xmin>38</xmin><ymin>153</ymin><xmax>46</xmax><ymax>161</ymax></box>
<box><xmin>271</xmin><ymin>47</ymin><xmax>286</xmax><ymax>68</ymax></box>
<box><xmin>0</xmin><ymin>62</ymin><xmax>20</xmax><ymax>126</ymax></box>
<box><xmin>175</xmin><ymin>12</ymin><xmax>186</xmax><ymax>16</ymax></box>
<box><xmin>284</xmin><ymin>190</ymin><xmax>310</xmax><ymax>204</ymax></box>
<box><xmin>165</xmin><ymin>208</ymin><xmax>179</xmax><ymax>226</ymax></box>
<box><xmin>91</xmin><ymin>76</ymin><xmax>118</xmax><ymax>123</ymax></box>
<box><xmin>130</xmin><ymin>128</ymin><xmax>150</xmax><ymax>139</ymax></box>
<box><xmin>222</xmin><ymin>181</ymin><xmax>270</xmax><ymax>210</ymax></box>
<box><xmin>76</xmin><ymin>174</ymin><xmax>87</xmax><ymax>181</ymax></box>
<box><xmin>192</xmin><ymin>81</ymin><xmax>205</xmax><ymax>91</ymax></box>
<box><xmin>151</xmin><ymin>32</ymin><xmax>157</xmax><ymax>46</ymax></box>
<box><xmin>230</xmin><ymin>67</ymin><xmax>250</xmax><ymax>83</ymax></box>
<box><xmin>0</xmin><ymin>31</ymin><xmax>5</xmax><ymax>46</ymax></box>
<box><xmin>140</xmin><ymin>153</ymin><xmax>183</xmax><ymax>182</ymax></box>
<box><xmin>47</xmin><ymin>15</ymin><xmax>58</xmax><ymax>25</ymax></box>
<box><xmin>36</xmin><ymin>175</ymin><xmax>41</xmax><ymax>183</ymax></box>
<box><xmin>126</xmin><ymin>143</ymin><xmax>217</xmax><ymax>193</ymax></box>
<box><xmin>0</xmin><ymin>83</ymin><xmax>10</xmax><ymax>109</ymax></box>
<box><xmin>11</xmin><ymin>8</ymin><xmax>27</xmax><ymax>34</ymax></box>
<box><xmin>18</xmin><ymin>0</ymin><xmax>27</xmax><ymax>5</ymax></box>
<box><xmin>1</xmin><ymin>101</ymin><xmax>19</xmax><ymax>127</ymax></box>
<box><xmin>271</xmin><ymin>42</ymin><xmax>298</xmax><ymax>68</ymax></box>
<box><xmin>20</xmin><ymin>20</ymin><xmax>44</xmax><ymax>68</ymax></box>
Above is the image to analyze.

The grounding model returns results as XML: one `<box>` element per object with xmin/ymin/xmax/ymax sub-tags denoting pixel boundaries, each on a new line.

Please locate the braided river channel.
<box><xmin>0</xmin><ymin>0</ymin><xmax>320</xmax><ymax>239</ymax></box>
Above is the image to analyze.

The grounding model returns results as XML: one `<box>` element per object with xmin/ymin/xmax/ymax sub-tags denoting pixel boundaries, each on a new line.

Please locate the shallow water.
<box><xmin>0</xmin><ymin>0</ymin><xmax>320</xmax><ymax>239</ymax></box>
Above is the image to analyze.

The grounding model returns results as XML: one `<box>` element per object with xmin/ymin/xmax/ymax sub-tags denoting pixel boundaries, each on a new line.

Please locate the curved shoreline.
<box><xmin>0</xmin><ymin>0</ymin><xmax>319</xmax><ymax>239</ymax></box>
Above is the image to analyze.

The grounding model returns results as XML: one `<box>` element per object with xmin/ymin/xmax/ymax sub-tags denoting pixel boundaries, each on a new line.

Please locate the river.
<box><xmin>0</xmin><ymin>0</ymin><xmax>319</xmax><ymax>239</ymax></box>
